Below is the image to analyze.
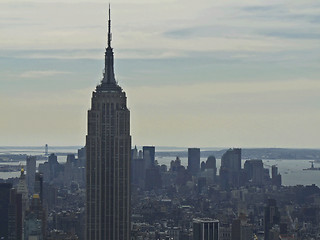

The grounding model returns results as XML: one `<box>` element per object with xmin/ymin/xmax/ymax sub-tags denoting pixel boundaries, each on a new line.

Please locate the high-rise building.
<box><xmin>86</xmin><ymin>6</ymin><xmax>131</xmax><ymax>240</ymax></box>
<box><xmin>264</xmin><ymin>199</ymin><xmax>280</xmax><ymax>240</ymax></box>
<box><xmin>0</xmin><ymin>183</ymin><xmax>12</xmax><ymax>239</ymax></box>
<box><xmin>34</xmin><ymin>172</ymin><xmax>43</xmax><ymax>203</ymax></box>
<box><xmin>132</xmin><ymin>159</ymin><xmax>145</xmax><ymax>189</ymax></box>
<box><xmin>188</xmin><ymin>148</ymin><xmax>200</xmax><ymax>176</ymax></box>
<box><xmin>48</xmin><ymin>153</ymin><xmax>61</xmax><ymax>181</ymax></box>
<box><xmin>244</xmin><ymin>159</ymin><xmax>264</xmax><ymax>186</ymax></box>
<box><xmin>271</xmin><ymin>165</ymin><xmax>282</xmax><ymax>186</ymax></box>
<box><xmin>221</xmin><ymin>148</ymin><xmax>241</xmax><ymax>172</ymax></box>
<box><xmin>142</xmin><ymin>146</ymin><xmax>161</xmax><ymax>190</ymax></box>
<box><xmin>78</xmin><ymin>147</ymin><xmax>86</xmax><ymax>167</ymax></box>
<box><xmin>143</xmin><ymin>146</ymin><xmax>155</xmax><ymax>169</ymax></box>
<box><xmin>8</xmin><ymin>188</ymin><xmax>23</xmax><ymax>240</ymax></box>
<box><xmin>193</xmin><ymin>218</ymin><xmax>219</xmax><ymax>240</ymax></box>
<box><xmin>26</xmin><ymin>155</ymin><xmax>36</xmax><ymax>194</ymax></box>
<box><xmin>16</xmin><ymin>168</ymin><xmax>29</xmax><ymax>226</ymax></box>
<box><xmin>131</xmin><ymin>146</ymin><xmax>138</xmax><ymax>160</ymax></box>
<box><xmin>220</xmin><ymin>148</ymin><xmax>241</xmax><ymax>188</ymax></box>
<box><xmin>203</xmin><ymin>156</ymin><xmax>217</xmax><ymax>184</ymax></box>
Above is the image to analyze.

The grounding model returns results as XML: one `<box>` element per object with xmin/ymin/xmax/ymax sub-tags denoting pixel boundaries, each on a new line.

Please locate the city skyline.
<box><xmin>1</xmin><ymin>0</ymin><xmax>320</xmax><ymax>148</ymax></box>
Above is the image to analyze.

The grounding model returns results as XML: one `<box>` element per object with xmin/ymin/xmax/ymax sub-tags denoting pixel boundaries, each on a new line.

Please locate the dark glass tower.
<box><xmin>86</xmin><ymin>6</ymin><xmax>131</xmax><ymax>240</ymax></box>
<box><xmin>0</xmin><ymin>183</ymin><xmax>12</xmax><ymax>239</ymax></box>
<box><xmin>188</xmin><ymin>148</ymin><xmax>200</xmax><ymax>176</ymax></box>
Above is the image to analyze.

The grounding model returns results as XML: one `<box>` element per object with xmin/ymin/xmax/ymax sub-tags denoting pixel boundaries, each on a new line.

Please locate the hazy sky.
<box><xmin>1</xmin><ymin>0</ymin><xmax>320</xmax><ymax>148</ymax></box>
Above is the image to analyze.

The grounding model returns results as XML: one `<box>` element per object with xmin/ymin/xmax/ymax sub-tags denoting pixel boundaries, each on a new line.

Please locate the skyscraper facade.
<box><xmin>26</xmin><ymin>155</ymin><xmax>36</xmax><ymax>194</ymax></box>
<box><xmin>221</xmin><ymin>148</ymin><xmax>241</xmax><ymax>172</ymax></box>
<box><xmin>244</xmin><ymin>159</ymin><xmax>264</xmax><ymax>186</ymax></box>
<box><xmin>143</xmin><ymin>146</ymin><xmax>155</xmax><ymax>169</ymax></box>
<box><xmin>220</xmin><ymin>148</ymin><xmax>241</xmax><ymax>189</ymax></box>
<box><xmin>86</xmin><ymin>6</ymin><xmax>131</xmax><ymax>240</ymax></box>
<box><xmin>188</xmin><ymin>148</ymin><xmax>200</xmax><ymax>176</ymax></box>
<box><xmin>264</xmin><ymin>199</ymin><xmax>280</xmax><ymax>240</ymax></box>
<box><xmin>8</xmin><ymin>188</ymin><xmax>23</xmax><ymax>240</ymax></box>
<box><xmin>0</xmin><ymin>183</ymin><xmax>12</xmax><ymax>239</ymax></box>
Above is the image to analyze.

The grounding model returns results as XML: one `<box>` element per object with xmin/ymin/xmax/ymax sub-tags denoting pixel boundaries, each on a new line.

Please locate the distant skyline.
<box><xmin>1</xmin><ymin>0</ymin><xmax>320</xmax><ymax>148</ymax></box>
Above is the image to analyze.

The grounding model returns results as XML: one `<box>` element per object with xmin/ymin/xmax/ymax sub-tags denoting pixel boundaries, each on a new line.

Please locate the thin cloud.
<box><xmin>20</xmin><ymin>70</ymin><xmax>71</xmax><ymax>78</ymax></box>
<box><xmin>240</xmin><ymin>2</ymin><xmax>320</xmax><ymax>24</ymax></box>
<box><xmin>260</xmin><ymin>30</ymin><xmax>320</xmax><ymax>40</ymax></box>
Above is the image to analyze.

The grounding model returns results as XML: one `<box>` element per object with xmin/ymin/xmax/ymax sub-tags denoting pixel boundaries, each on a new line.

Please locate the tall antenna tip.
<box><xmin>107</xmin><ymin>3</ymin><xmax>112</xmax><ymax>47</ymax></box>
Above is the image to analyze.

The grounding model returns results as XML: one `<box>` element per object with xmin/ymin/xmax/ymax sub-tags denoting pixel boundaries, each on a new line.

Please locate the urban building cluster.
<box><xmin>0</xmin><ymin>151</ymin><xmax>86</xmax><ymax>240</ymax></box>
<box><xmin>130</xmin><ymin>146</ymin><xmax>320</xmax><ymax>240</ymax></box>
<box><xmin>1</xmin><ymin>146</ymin><xmax>320</xmax><ymax>239</ymax></box>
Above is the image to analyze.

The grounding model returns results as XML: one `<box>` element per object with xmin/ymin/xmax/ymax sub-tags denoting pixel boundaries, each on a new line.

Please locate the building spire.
<box><xmin>108</xmin><ymin>3</ymin><xmax>112</xmax><ymax>48</ymax></box>
<box><xmin>100</xmin><ymin>3</ymin><xmax>117</xmax><ymax>87</ymax></box>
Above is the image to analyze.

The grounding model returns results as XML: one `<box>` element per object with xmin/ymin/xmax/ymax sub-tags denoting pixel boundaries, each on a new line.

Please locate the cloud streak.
<box><xmin>20</xmin><ymin>70</ymin><xmax>71</xmax><ymax>78</ymax></box>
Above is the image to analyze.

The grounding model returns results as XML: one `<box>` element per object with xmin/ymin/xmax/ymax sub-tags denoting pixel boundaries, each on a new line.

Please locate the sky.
<box><xmin>0</xmin><ymin>0</ymin><xmax>320</xmax><ymax>148</ymax></box>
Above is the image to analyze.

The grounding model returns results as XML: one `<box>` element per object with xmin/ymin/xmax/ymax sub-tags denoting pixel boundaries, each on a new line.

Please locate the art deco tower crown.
<box><xmin>96</xmin><ymin>4</ymin><xmax>121</xmax><ymax>92</ymax></box>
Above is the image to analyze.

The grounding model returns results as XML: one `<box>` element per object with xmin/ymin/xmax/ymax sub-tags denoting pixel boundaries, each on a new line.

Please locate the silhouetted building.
<box><xmin>244</xmin><ymin>159</ymin><xmax>264</xmax><ymax>186</ymax></box>
<box><xmin>271</xmin><ymin>165</ymin><xmax>282</xmax><ymax>186</ymax></box>
<box><xmin>78</xmin><ymin>147</ymin><xmax>86</xmax><ymax>167</ymax></box>
<box><xmin>8</xmin><ymin>188</ymin><xmax>23</xmax><ymax>240</ymax></box>
<box><xmin>0</xmin><ymin>183</ymin><xmax>12</xmax><ymax>239</ymax></box>
<box><xmin>26</xmin><ymin>156</ymin><xmax>36</xmax><ymax>194</ymax></box>
<box><xmin>264</xmin><ymin>199</ymin><xmax>280</xmax><ymax>240</ymax></box>
<box><xmin>131</xmin><ymin>157</ymin><xmax>145</xmax><ymax>189</ymax></box>
<box><xmin>48</xmin><ymin>153</ymin><xmax>61</xmax><ymax>181</ymax></box>
<box><xmin>64</xmin><ymin>154</ymin><xmax>76</xmax><ymax>186</ymax></box>
<box><xmin>131</xmin><ymin>145</ymin><xmax>138</xmax><ymax>159</ymax></box>
<box><xmin>143</xmin><ymin>146</ymin><xmax>155</xmax><ymax>169</ymax></box>
<box><xmin>38</xmin><ymin>162</ymin><xmax>50</xmax><ymax>183</ymax></box>
<box><xmin>67</xmin><ymin>154</ymin><xmax>76</xmax><ymax>164</ymax></box>
<box><xmin>170</xmin><ymin>157</ymin><xmax>182</xmax><ymax>172</ymax></box>
<box><xmin>220</xmin><ymin>148</ymin><xmax>241</xmax><ymax>188</ymax></box>
<box><xmin>17</xmin><ymin>168</ymin><xmax>28</xmax><ymax>230</ymax></box>
<box><xmin>201</xmin><ymin>161</ymin><xmax>206</xmax><ymax>172</ymax></box>
<box><xmin>34</xmin><ymin>172</ymin><xmax>43</xmax><ymax>203</ymax></box>
<box><xmin>221</xmin><ymin>148</ymin><xmax>241</xmax><ymax>172</ymax></box>
<box><xmin>188</xmin><ymin>148</ymin><xmax>200</xmax><ymax>176</ymax></box>
<box><xmin>203</xmin><ymin>156</ymin><xmax>217</xmax><ymax>185</ymax></box>
<box><xmin>206</xmin><ymin>156</ymin><xmax>217</xmax><ymax>173</ymax></box>
<box><xmin>86</xmin><ymin>6</ymin><xmax>131</xmax><ymax>240</ymax></box>
<box><xmin>193</xmin><ymin>218</ymin><xmax>219</xmax><ymax>240</ymax></box>
<box><xmin>143</xmin><ymin>146</ymin><xmax>158</xmax><ymax>190</ymax></box>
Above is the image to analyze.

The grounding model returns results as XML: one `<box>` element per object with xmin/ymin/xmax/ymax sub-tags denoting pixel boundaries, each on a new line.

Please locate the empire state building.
<box><xmin>86</xmin><ymin>6</ymin><xmax>131</xmax><ymax>240</ymax></box>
